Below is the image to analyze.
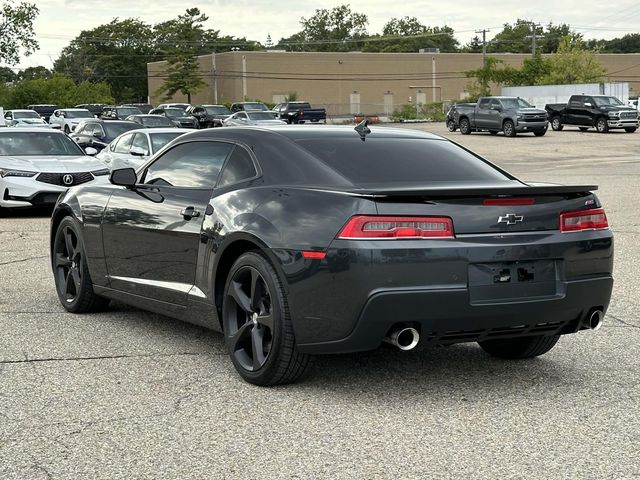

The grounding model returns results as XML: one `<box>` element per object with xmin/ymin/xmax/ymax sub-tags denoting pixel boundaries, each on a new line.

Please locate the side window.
<box><xmin>143</xmin><ymin>141</ymin><xmax>234</xmax><ymax>188</ymax></box>
<box><xmin>113</xmin><ymin>133</ymin><xmax>134</xmax><ymax>154</ymax></box>
<box><xmin>569</xmin><ymin>96</ymin><xmax>582</xmax><ymax>107</ymax></box>
<box><xmin>217</xmin><ymin>146</ymin><xmax>258</xmax><ymax>188</ymax></box>
<box><xmin>490</xmin><ymin>99</ymin><xmax>501</xmax><ymax>109</ymax></box>
<box><xmin>584</xmin><ymin>97</ymin><xmax>594</xmax><ymax>107</ymax></box>
<box><xmin>478</xmin><ymin>98</ymin><xmax>491</xmax><ymax>109</ymax></box>
<box><xmin>131</xmin><ymin>133</ymin><xmax>149</xmax><ymax>154</ymax></box>
<box><xmin>94</xmin><ymin>125</ymin><xmax>106</xmax><ymax>137</ymax></box>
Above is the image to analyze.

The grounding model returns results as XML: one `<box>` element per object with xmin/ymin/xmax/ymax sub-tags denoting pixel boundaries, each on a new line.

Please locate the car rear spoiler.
<box><xmin>346</xmin><ymin>184</ymin><xmax>598</xmax><ymax>198</ymax></box>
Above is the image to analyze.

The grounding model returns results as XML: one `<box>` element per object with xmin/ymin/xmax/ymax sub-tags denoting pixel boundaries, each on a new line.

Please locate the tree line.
<box><xmin>2</xmin><ymin>2</ymin><xmax>640</xmax><ymax>107</ymax></box>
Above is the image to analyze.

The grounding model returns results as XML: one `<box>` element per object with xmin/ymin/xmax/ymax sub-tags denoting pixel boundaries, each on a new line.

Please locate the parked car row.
<box><xmin>446</xmin><ymin>95</ymin><xmax>639</xmax><ymax>136</ymax></box>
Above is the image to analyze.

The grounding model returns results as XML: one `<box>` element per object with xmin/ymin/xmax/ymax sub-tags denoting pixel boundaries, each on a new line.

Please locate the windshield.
<box><xmin>592</xmin><ymin>96</ymin><xmax>623</xmax><ymax>106</ymax></box>
<box><xmin>164</xmin><ymin>108</ymin><xmax>185</xmax><ymax>118</ymax></box>
<box><xmin>149</xmin><ymin>132</ymin><xmax>186</xmax><ymax>153</ymax></box>
<box><xmin>501</xmin><ymin>98</ymin><xmax>532</xmax><ymax>109</ymax></box>
<box><xmin>294</xmin><ymin>137</ymin><xmax>511</xmax><ymax>186</ymax></box>
<box><xmin>104</xmin><ymin>122</ymin><xmax>139</xmax><ymax>138</ymax></box>
<box><xmin>243</xmin><ymin>103</ymin><xmax>269</xmax><ymax>111</ymax></box>
<box><xmin>140</xmin><ymin>116</ymin><xmax>173</xmax><ymax>127</ymax></box>
<box><xmin>116</xmin><ymin>107</ymin><xmax>141</xmax><ymax>117</ymax></box>
<box><xmin>205</xmin><ymin>106</ymin><xmax>231</xmax><ymax>115</ymax></box>
<box><xmin>14</xmin><ymin>111</ymin><xmax>40</xmax><ymax>119</ymax></box>
<box><xmin>63</xmin><ymin>110</ymin><xmax>92</xmax><ymax>119</ymax></box>
<box><xmin>0</xmin><ymin>131</ymin><xmax>84</xmax><ymax>156</ymax></box>
<box><xmin>247</xmin><ymin>112</ymin><xmax>276</xmax><ymax>120</ymax></box>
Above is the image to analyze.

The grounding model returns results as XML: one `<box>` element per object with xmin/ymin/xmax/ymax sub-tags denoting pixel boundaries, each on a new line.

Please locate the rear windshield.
<box><xmin>242</xmin><ymin>103</ymin><xmax>268</xmax><ymax>111</ymax></box>
<box><xmin>14</xmin><ymin>111</ymin><xmax>40</xmax><ymax>119</ymax></box>
<box><xmin>247</xmin><ymin>112</ymin><xmax>275</xmax><ymax>120</ymax></box>
<box><xmin>104</xmin><ymin>122</ymin><xmax>138</xmax><ymax>137</ymax></box>
<box><xmin>116</xmin><ymin>107</ymin><xmax>141</xmax><ymax>116</ymax></box>
<box><xmin>141</xmin><ymin>116</ymin><xmax>173</xmax><ymax>127</ymax></box>
<box><xmin>64</xmin><ymin>110</ymin><xmax>92</xmax><ymax>119</ymax></box>
<box><xmin>294</xmin><ymin>137</ymin><xmax>511</xmax><ymax>186</ymax></box>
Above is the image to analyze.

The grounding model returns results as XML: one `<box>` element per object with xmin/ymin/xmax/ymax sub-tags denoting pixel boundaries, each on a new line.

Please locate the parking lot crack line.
<box><xmin>606</xmin><ymin>313</ymin><xmax>640</xmax><ymax>329</ymax></box>
<box><xmin>0</xmin><ymin>351</ymin><xmax>213</xmax><ymax>365</ymax></box>
<box><xmin>0</xmin><ymin>255</ymin><xmax>48</xmax><ymax>266</ymax></box>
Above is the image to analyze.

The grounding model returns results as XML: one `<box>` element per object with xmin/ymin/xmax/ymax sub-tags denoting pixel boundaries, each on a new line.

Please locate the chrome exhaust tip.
<box><xmin>384</xmin><ymin>327</ymin><xmax>420</xmax><ymax>351</ymax></box>
<box><xmin>589</xmin><ymin>310</ymin><xmax>604</xmax><ymax>331</ymax></box>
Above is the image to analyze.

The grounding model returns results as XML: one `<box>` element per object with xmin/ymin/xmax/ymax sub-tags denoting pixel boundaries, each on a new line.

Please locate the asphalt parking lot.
<box><xmin>1</xmin><ymin>123</ymin><xmax>638</xmax><ymax>479</ymax></box>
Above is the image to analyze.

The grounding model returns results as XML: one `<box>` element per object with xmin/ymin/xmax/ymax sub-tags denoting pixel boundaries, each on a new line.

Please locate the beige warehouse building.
<box><xmin>147</xmin><ymin>51</ymin><xmax>640</xmax><ymax>116</ymax></box>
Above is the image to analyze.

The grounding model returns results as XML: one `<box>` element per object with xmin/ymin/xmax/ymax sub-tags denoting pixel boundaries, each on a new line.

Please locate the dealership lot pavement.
<box><xmin>1</xmin><ymin>124</ymin><xmax>638</xmax><ymax>479</ymax></box>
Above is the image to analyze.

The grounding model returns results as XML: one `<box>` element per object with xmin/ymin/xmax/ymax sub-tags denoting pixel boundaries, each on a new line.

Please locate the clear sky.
<box><xmin>11</xmin><ymin>0</ymin><xmax>640</xmax><ymax>69</ymax></box>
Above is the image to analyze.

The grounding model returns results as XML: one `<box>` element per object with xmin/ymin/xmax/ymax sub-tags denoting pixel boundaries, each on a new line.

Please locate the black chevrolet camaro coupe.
<box><xmin>50</xmin><ymin>125</ymin><xmax>614</xmax><ymax>385</ymax></box>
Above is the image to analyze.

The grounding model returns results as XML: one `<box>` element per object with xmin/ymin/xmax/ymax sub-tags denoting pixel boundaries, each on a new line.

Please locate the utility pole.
<box><xmin>525</xmin><ymin>22</ymin><xmax>543</xmax><ymax>58</ymax></box>
<box><xmin>475</xmin><ymin>29</ymin><xmax>490</xmax><ymax>67</ymax></box>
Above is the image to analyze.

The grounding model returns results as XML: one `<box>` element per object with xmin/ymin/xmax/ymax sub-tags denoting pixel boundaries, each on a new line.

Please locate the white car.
<box><xmin>4</xmin><ymin>109</ymin><xmax>53</xmax><ymax>128</ymax></box>
<box><xmin>0</xmin><ymin>128</ymin><xmax>110</xmax><ymax>210</ymax></box>
<box><xmin>97</xmin><ymin>128</ymin><xmax>191</xmax><ymax>171</ymax></box>
<box><xmin>223</xmin><ymin>111</ymin><xmax>287</xmax><ymax>127</ymax></box>
<box><xmin>49</xmin><ymin>108</ymin><xmax>94</xmax><ymax>133</ymax></box>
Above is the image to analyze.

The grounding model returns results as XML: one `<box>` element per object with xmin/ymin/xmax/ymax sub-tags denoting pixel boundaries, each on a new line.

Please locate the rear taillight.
<box><xmin>560</xmin><ymin>208</ymin><xmax>608</xmax><ymax>232</ymax></box>
<box><xmin>338</xmin><ymin>216</ymin><xmax>454</xmax><ymax>239</ymax></box>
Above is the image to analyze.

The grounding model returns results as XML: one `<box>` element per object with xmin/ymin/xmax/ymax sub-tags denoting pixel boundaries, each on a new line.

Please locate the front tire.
<box><xmin>222</xmin><ymin>252</ymin><xmax>311</xmax><ymax>386</ymax></box>
<box><xmin>52</xmin><ymin>217</ymin><xmax>110</xmax><ymax>313</ymax></box>
<box><xmin>550</xmin><ymin>116</ymin><xmax>563</xmax><ymax>131</ymax></box>
<box><xmin>624</xmin><ymin>127</ymin><xmax>637</xmax><ymax>133</ymax></box>
<box><xmin>533</xmin><ymin>128</ymin><xmax>547</xmax><ymax>137</ymax></box>
<box><xmin>503</xmin><ymin>120</ymin><xmax>516</xmax><ymax>137</ymax></box>
<box><xmin>595</xmin><ymin>117</ymin><xmax>609</xmax><ymax>133</ymax></box>
<box><xmin>446</xmin><ymin>120</ymin><xmax>457</xmax><ymax>132</ymax></box>
<box><xmin>459</xmin><ymin>118</ymin><xmax>471</xmax><ymax>135</ymax></box>
<box><xmin>63</xmin><ymin>124</ymin><xmax>70</xmax><ymax>134</ymax></box>
<box><xmin>478</xmin><ymin>335</ymin><xmax>560</xmax><ymax>359</ymax></box>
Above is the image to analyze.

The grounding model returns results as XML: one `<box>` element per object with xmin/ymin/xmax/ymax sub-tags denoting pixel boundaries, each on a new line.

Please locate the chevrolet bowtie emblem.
<box><xmin>497</xmin><ymin>213</ymin><xmax>524</xmax><ymax>225</ymax></box>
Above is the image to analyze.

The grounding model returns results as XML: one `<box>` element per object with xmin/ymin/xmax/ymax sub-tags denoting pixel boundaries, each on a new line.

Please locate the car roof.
<box><xmin>58</xmin><ymin>108</ymin><xmax>91</xmax><ymax>111</ymax></box>
<box><xmin>122</xmin><ymin>127</ymin><xmax>188</xmax><ymax>134</ymax></box>
<box><xmin>184</xmin><ymin>125</ymin><xmax>444</xmax><ymax>141</ymax></box>
<box><xmin>0</xmin><ymin>127</ymin><xmax>65</xmax><ymax>134</ymax></box>
<box><xmin>7</xmin><ymin>109</ymin><xmax>37</xmax><ymax>113</ymax></box>
<box><xmin>128</xmin><ymin>114</ymin><xmax>170</xmax><ymax>118</ymax></box>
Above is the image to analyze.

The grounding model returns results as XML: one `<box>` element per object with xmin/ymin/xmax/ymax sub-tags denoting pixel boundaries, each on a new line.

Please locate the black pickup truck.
<box><xmin>273</xmin><ymin>102</ymin><xmax>327</xmax><ymax>124</ymax></box>
<box><xmin>546</xmin><ymin>95</ymin><xmax>639</xmax><ymax>133</ymax></box>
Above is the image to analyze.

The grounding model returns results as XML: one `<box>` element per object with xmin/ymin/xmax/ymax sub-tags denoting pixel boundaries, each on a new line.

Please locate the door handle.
<box><xmin>180</xmin><ymin>206</ymin><xmax>201</xmax><ymax>219</ymax></box>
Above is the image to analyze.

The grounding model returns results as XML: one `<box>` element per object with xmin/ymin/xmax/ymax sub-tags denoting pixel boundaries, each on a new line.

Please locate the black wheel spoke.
<box><xmin>64</xmin><ymin>271</ymin><xmax>74</xmax><ymax>297</ymax></box>
<box><xmin>63</xmin><ymin>228</ymin><xmax>75</xmax><ymax>257</ymax></box>
<box><xmin>229</xmin><ymin>321</ymin><xmax>252</xmax><ymax>352</ymax></box>
<box><xmin>256</xmin><ymin>312</ymin><xmax>273</xmax><ymax>330</ymax></box>
<box><xmin>251</xmin><ymin>326</ymin><xmax>266</xmax><ymax>369</ymax></box>
<box><xmin>249</xmin><ymin>269</ymin><xmax>263</xmax><ymax>312</ymax></box>
<box><xmin>71</xmin><ymin>268</ymin><xmax>81</xmax><ymax>291</ymax></box>
<box><xmin>55</xmin><ymin>253</ymin><xmax>71</xmax><ymax>268</ymax></box>
<box><xmin>229</xmin><ymin>280</ymin><xmax>251</xmax><ymax>313</ymax></box>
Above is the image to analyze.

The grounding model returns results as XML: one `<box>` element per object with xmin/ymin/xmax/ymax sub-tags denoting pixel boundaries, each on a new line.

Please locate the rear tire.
<box><xmin>503</xmin><ymin>120</ymin><xmax>516</xmax><ymax>137</ymax></box>
<box><xmin>52</xmin><ymin>217</ymin><xmax>110</xmax><ymax>313</ymax></box>
<box><xmin>550</xmin><ymin>116</ymin><xmax>563</xmax><ymax>131</ymax></box>
<box><xmin>459</xmin><ymin>118</ymin><xmax>471</xmax><ymax>135</ymax></box>
<box><xmin>624</xmin><ymin>127</ymin><xmax>637</xmax><ymax>133</ymax></box>
<box><xmin>222</xmin><ymin>251</ymin><xmax>311</xmax><ymax>386</ymax></box>
<box><xmin>478</xmin><ymin>335</ymin><xmax>560</xmax><ymax>359</ymax></box>
<box><xmin>595</xmin><ymin>117</ymin><xmax>609</xmax><ymax>133</ymax></box>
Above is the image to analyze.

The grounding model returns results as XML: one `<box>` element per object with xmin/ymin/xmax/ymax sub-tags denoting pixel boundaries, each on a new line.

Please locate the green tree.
<box><xmin>540</xmin><ymin>23</ymin><xmax>576</xmax><ymax>53</ymax></box>
<box><xmin>539</xmin><ymin>37</ymin><xmax>606</xmax><ymax>84</ymax></box>
<box><xmin>54</xmin><ymin>18</ymin><xmax>157</xmax><ymax>103</ymax></box>
<box><xmin>18</xmin><ymin>66</ymin><xmax>52</xmax><ymax>80</ymax></box>
<box><xmin>590</xmin><ymin>33</ymin><xmax>640</xmax><ymax>53</ymax></box>
<box><xmin>154</xmin><ymin>8</ymin><xmax>211</xmax><ymax>103</ymax></box>
<box><xmin>462</xmin><ymin>35</ymin><xmax>483</xmax><ymax>53</ymax></box>
<box><xmin>0</xmin><ymin>1</ymin><xmax>39</xmax><ymax>65</ymax></box>
<box><xmin>487</xmin><ymin>19</ymin><xmax>544</xmax><ymax>54</ymax></box>
<box><xmin>7</xmin><ymin>74</ymin><xmax>113</xmax><ymax>108</ymax></box>
<box><xmin>364</xmin><ymin>17</ymin><xmax>458</xmax><ymax>53</ymax></box>
<box><xmin>277</xmin><ymin>5</ymin><xmax>368</xmax><ymax>52</ymax></box>
<box><xmin>0</xmin><ymin>66</ymin><xmax>17</xmax><ymax>83</ymax></box>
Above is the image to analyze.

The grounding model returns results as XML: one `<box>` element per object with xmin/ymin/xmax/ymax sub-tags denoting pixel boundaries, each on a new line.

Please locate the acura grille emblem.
<box><xmin>62</xmin><ymin>174</ymin><xmax>74</xmax><ymax>186</ymax></box>
<box><xmin>497</xmin><ymin>213</ymin><xmax>524</xmax><ymax>225</ymax></box>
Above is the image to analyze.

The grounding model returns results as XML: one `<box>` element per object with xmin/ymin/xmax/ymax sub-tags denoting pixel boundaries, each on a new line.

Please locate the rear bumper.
<box><xmin>297</xmin><ymin>276</ymin><xmax>613</xmax><ymax>354</ymax></box>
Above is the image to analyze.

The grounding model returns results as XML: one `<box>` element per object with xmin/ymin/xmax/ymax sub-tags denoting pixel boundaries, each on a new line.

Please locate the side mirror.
<box><xmin>130</xmin><ymin>146</ymin><xmax>148</xmax><ymax>157</ymax></box>
<box><xmin>109</xmin><ymin>167</ymin><xmax>137</xmax><ymax>187</ymax></box>
<box><xmin>85</xmin><ymin>147</ymin><xmax>98</xmax><ymax>156</ymax></box>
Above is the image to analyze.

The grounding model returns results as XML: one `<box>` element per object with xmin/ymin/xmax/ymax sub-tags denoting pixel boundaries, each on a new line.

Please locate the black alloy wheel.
<box><xmin>446</xmin><ymin>120</ymin><xmax>457</xmax><ymax>132</ymax></box>
<box><xmin>53</xmin><ymin>217</ymin><xmax>109</xmax><ymax>312</ymax></box>
<box><xmin>595</xmin><ymin>117</ymin><xmax>609</xmax><ymax>133</ymax></box>
<box><xmin>459</xmin><ymin>118</ymin><xmax>471</xmax><ymax>135</ymax></box>
<box><xmin>503</xmin><ymin>120</ymin><xmax>517</xmax><ymax>137</ymax></box>
<box><xmin>551</xmin><ymin>116</ymin><xmax>563</xmax><ymax>131</ymax></box>
<box><xmin>222</xmin><ymin>252</ymin><xmax>311</xmax><ymax>385</ymax></box>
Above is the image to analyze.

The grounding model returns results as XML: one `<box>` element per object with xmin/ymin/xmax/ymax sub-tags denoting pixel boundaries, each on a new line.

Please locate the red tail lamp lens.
<box><xmin>560</xmin><ymin>208</ymin><xmax>608</xmax><ymax>232</ymax></box>
<box><xmin>338</xmin><ymin>216</ymin><xmax>454</xmax><ymax>239</ymax></box>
